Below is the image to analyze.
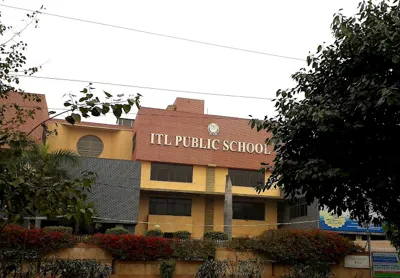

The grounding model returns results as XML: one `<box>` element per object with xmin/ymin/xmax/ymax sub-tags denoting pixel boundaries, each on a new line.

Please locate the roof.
<box><xmin>137</xmin><ymin>107</ymin><xmax>254</xmax><ymax>122</ymax></box>
<box><xmin>0</xmin><ymin>92</ymin><xmax>49</xmax><ymax>142</ymax></box>
<box><xmin>50</xmin><ymin>119</ymin><xmax>133</xmax><ymax>131</ymax></box>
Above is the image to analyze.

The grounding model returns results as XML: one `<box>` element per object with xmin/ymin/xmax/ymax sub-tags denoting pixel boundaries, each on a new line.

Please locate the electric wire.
<box><xmin>0</xmin><ymin>3</ymin><xmax>306</xmax><ymax>62</ymax></box>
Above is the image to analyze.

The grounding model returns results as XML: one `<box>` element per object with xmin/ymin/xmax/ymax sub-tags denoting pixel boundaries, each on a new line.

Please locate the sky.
<box><xmin>1</xmin><ymin>0</ymin><xmax>359</xmax><ymax>124</ymax></box>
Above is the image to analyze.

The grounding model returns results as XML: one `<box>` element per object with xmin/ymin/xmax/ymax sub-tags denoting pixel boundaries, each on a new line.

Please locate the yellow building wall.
<box><xmin>214</xmin><ymin>168</ymin><xmax>280</xmax><ymax>197</ymax></box>
<box><xmin>140</xmin><ymin>162</ymin><xmax>280</xmax><ymax>198</ymax></box>
<box><xmin>213</xmin><ymin>198</ymin><xmax>277</xmax><ymax>237</ymax></box>
<box><xmin>140</xmin><ymin>161</ymin><xmax>207</xmax><ymax>192</ymax></box>
<box><xmin>46</xmin><ymin>123</ymin><xmax>133</xmax><ymax>160</ymax></box>
<box><xmin>136</xmin><ymin>192</ymin><xmax>205</xmax><ymax>238</ymax></box>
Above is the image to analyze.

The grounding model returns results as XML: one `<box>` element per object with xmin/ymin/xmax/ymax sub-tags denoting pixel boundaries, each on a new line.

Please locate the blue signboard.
<box><xmin>319</xmin><ymin>210</ymin><xmax>384</xmax><ymax>234</ymax></box>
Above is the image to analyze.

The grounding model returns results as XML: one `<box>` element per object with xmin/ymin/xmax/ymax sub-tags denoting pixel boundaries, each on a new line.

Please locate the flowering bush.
<box><xmin>92</xmin><ymin>234</ymin><xmax>173</xmax><ymax>260</ymax></box>
<box><xmin>250</xmin><ymin>229</ymin><xmax>362</xmax><ymax>264</ymax></box>
<box><xmin>0</xmin><ymin>225</ymin><xmax>75</xmax><ymax>257</ymax></box>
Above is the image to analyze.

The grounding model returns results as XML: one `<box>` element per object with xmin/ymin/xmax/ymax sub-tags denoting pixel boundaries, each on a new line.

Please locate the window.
<box><xmin>290</xmin><ymin>198</ymin><xmax>308</xmax><ymax>219</ymax></box>
<box><xmin>233</xmin><ymin>202</ymin><xmax>265</xmax><ymax>221</ymax></box>
<box><xmin>149</xmin><ymin>198</ymin><xmax>192</xmax><ymax>216</ymax></box>
<box><xmin>228</xmin><ymin>169</ymin><xmax>264</xmax><ymax>187</ymax></box>
<box><xmin>118</xmin><ymin>118</ymin><xmax>134</xmax><ymax>128</ymax></box>
<box><xmin>151</xmin><ymin>162</ymin><xmax>193</xmax><ymax>183</ymax></box>
<box><xmin>77</xmin><ymin>135</ymin><xmax>104</xmax><ymax>157</ymax></box>
<box><xmin>132</xmin><ymin>134</ymin><xmax>137</xmax><ymax>153</ymax></box>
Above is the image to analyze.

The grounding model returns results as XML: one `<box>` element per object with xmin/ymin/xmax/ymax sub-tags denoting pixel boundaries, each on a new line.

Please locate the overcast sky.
<box><xmin>1</xmin><ymin>0</ymin><xmax>358</xmax><ymax>124</ymax></box>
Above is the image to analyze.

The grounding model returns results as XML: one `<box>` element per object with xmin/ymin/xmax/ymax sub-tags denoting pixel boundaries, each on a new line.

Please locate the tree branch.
<box><xmin>27</xmin><ymin>109</ymin><xmax>71</xmax><ymax>136</ymax></box>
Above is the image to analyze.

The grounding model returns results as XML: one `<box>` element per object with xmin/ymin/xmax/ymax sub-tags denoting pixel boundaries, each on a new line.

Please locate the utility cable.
<box><xmin>12</xmin><ymin>74</ymin><xmax>274</xmax><ymax>100</ymax></box>
<box><xmin>0</xmin><ymin>3</ymin><xmax>306</xmax><ymax>61</ymax></box>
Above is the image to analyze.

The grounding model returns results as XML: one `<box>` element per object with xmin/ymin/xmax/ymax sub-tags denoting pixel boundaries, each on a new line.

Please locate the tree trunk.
<box><xmin>224</xmin><ymin>175</ymin><xmax>233</xmax><ymax>239</ymax></box>
<box><xmin>74</xmin><ymin>221</ymin><xmax>80</xmax><ymax>235</ymax></box>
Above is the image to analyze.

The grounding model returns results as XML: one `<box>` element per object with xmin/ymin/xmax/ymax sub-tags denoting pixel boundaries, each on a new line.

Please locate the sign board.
<box><xmin>345</xmin><ymin>255</ymin><xmax>370</xmax><ymax>269</ymax></box>
<box><xmin>373</xmin><ymin>252</ymin><xmax>400</xmax><ymax>277</ymax></box>
<box><xmin>319</xmin><ymin>210</ymin><xmax>384</xmax><ymax>234</ymax></box>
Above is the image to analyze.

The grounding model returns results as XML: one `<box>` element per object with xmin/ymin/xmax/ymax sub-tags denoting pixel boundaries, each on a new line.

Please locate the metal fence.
<box><xmin>74</xmin><ymin>235</ymin><xmax>228</xmax><ymax>246</ymax></box>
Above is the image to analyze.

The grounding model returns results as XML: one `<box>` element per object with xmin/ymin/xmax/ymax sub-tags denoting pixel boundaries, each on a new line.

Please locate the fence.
<box><xmin>74</xmin><ymin>234</ymin><xmax>228</xmax><ymax>246</ymax></box>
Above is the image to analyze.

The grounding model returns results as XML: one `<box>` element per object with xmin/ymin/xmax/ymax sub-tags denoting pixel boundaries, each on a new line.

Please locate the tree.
<box><xmin>0</xmin><ymin>141</ymin><xmax>95</xmax><ymax>229</ymax></box>
<box><xmin>0</xmin><ymin>7</ymin><xmax>141</xmax><ymax>229</ymax></box>
<box><xmin>251</xmin><ymin>0</ymin><xmax>400</xmax><ymax>231</ymax></box>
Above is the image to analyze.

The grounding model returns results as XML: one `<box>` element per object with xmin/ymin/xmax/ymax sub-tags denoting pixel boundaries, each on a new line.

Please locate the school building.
<box><xmin>45</xmin><ymin>97</ymin><xmax>282</xmax><ymax>237</ymax></box>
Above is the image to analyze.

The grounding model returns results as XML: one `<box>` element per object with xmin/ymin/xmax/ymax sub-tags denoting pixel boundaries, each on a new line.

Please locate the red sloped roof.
<box><xmin>0</xmin><ymin>92</ymin><xmax>49</xmax><ymax>142</ymax></box>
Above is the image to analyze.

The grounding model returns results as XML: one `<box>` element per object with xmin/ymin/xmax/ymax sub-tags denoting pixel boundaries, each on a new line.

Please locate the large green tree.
<box><xmin>0</xmin><ymin>7</ymin><xmax>141</xmax><ymax>229</ymax></box>
<box><xmin>252</xmin><ymin>0</ymin><xmax>400</xmax><ymax>232</ymax></box>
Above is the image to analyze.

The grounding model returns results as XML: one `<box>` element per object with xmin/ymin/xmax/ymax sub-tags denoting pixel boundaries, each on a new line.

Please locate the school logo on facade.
<box><xmin>207</xmin><ymin>123</ymin><xmax>219</xmax><ymax>136</ymax></box>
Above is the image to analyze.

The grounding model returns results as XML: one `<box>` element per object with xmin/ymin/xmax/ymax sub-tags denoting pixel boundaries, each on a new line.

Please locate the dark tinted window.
<box><xmin>151</xmin><ymin>163</ymin><xmax>193</xmax><ymax>183</ymax></box>
<box><xmin>149</xmin><ymin>198</ymin><xmax>192</xmax><ymax>216</ymax></box>
<box><xmin>132</xmin><ymin>134</ymin><xmax>137</xmax><ymax>153</ymax></box>
<box><xmin>290</xmin><ymin>198</ymin><xmax>308</xmax><ymax>219</ymax></box>
<box><xmin>233</xmin><ymin>202</ymin><xmax>265</xmax><ymax>220</ymax></box>
<box><xmin>228</xmin><ymin>169</ymin><xmax>264</xmax><ymax>187</ymax></box>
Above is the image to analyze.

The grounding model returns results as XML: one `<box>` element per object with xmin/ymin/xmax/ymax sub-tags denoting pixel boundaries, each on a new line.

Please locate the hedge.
<box><xmin>250</xmin><ymin>229</ymin><xmax>363</xmax><ymax>264</ymax></box>
<box><xmin>145</xmin><ymin>229</ymin><xmax>164</xmax><ymax>237</ymax></box>
<box><xmin>92</xmin><ymin>234</ymin><xmax>172</xmax><ymax>260</ymax></box>
<box><xmin>105</xmin><ymin>227</ymin><xmax>130</xmax><ymax>235</ymax></box>
<box><xmin>173</xmin><ymin>231</ymin><xmax>191</xmax><ymax>239</ymax></box>
<box><xmin>203</xmin><ymin>231</ymin><xmax>228</xmax><ymax>240</ymax></box>
<box><xmin>0</xmin><ymin>225</ymin><xmax>75</xmax><ymax>258</ymax></box>
<box><xmin>168</xmin><ymin>239</ymin><xmax>216</xmax><ymax>261</ymax></box>
<box><xmin>43</xmin><ymin>226</ymin><xmax>73</xmax><ymax>234</ymax></box>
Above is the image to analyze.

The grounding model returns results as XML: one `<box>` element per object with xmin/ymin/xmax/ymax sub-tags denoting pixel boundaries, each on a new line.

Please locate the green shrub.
<box><xmin>169</xmin><ymin>239</ymin><xmax>216</xmax><ymax>260</ymax></box>
<box><xmin>160</xmin><ymin>260</ymin><xmax>176</xmax><ymax>278</ymax></box>
<box><xmin>203</xmin><ymin>231</ymin><xmax>228</xmax><ymax>240</ymax></box>
<box><xmin>43</xmin><ymin>226</ymin><xmax>73</xmax><ymax>234</ymax></box>
<box><xmin>173</xmin><ymin>231</ymin><xmax>191</xmax><ymax>239</ymax></box>
<box><xmin>226</xmin><ymin>236</ymin><xmax>255</xmax><ymax>251</ymax></box>
<box><xmin>41</xmin><ymin>259</ymin><xmax>111</xmax><ymax>278</ymax></box>
<box><xmin>195</xmin><ymin>259</ymin><xmax>228</xmax><ymax>278</ymax></box>
<box><xmin>282</xmin><ymin>263</ymin><xmax>332</xmax><ymax>278</ymax></box>
<box><xmin>145</xmin><ymin>229</ymin><xmax>164</xmax><ymax>237</ymax></box>
<box><xmin>105</xmin><ymin>227</ymin><xmax>130</xmax><ymax>235</ymax></box>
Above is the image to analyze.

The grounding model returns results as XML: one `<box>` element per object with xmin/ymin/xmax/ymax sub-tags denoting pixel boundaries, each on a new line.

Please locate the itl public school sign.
<box><xmin>149</xmin><ymin>123</ymin><xmax>272</xmax><ymax>155</ymax></box>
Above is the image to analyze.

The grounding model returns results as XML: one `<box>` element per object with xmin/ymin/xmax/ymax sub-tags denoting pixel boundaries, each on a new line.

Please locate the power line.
<box><xmin>13</xmin><ymin>74</ymin><xmax>274</xmax><ymax>101</ymax></box>
<box><xmin>19</xmin><ymin>106</ymin><xmax>267</xmax><ymax>121</ymax></box>
<box><xmin>0</xmin><ymin>3</ymin><xmax>305</xmax><ymax>62</ymax></box>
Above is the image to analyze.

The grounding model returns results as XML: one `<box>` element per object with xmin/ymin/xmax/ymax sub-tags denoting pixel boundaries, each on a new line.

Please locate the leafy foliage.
<box><xmin>92</xmin><ymin>234</ymin><xmax>173</xmax><ymax>260</ymax></box>
<box><xmin>173</xmin><ymin>230</ymin><xmax>191</xmax><ymax>239</ymax></box>
<box><xmin>384</xmin><ymin>223</ymin><xmax>400</xmax><ymax>250</ymax></box>
<box><xmin>41</xmin><ymin>259</ymin><xmax>111</xmax><ymax>278</ymax></box>
<box><xmin>168</xmin><ymin>239</ymin><xmax>216</xmax><ymax>260</ymax></box>
<box><xmin>250</xmin><ymin>229</ymin><xmax>361</xmax><ymax>264</ymax></box>
<box><xmin>0</xmin><ymin>7</ymin><xmax>142</xmax><ymax>230</ymax></box>
<box><xmin>204</xmin><ymin>231</ymin><xmax>228</xmax><ymax>240</ymax></box>
<box><xmin>250</xmin><ymin>0</ymin><xmax>400</xmax><ymax>228</ymax></box>
<box><xmin>0</xmin><ymin>142</ymin><xmax>95</xmax><ymax>228</ymax></box>
<box><xmin>160</xmin><ymin>260</ymin><xmax>176</xmax><ymax>278</ymax></box>
<box><xmin>225</xmin><ymin>235</ymin><xmax>255</xmax><ymax>251</ymax></box>
<box><xmin>145</xmin><ymin>229</ymin><xmax>164</xmax><ymax>237</ymax></box>
<box><xmin>0</xmin><ymin>225</ymin><xmax>75</xmax><ymax>260</ymax></box>
<box><xmin>282</xmin><ymin>263</ymin><xmax>332</xmax><ymax>278</ymax></box>
<box><xmin>195</xmin><ymin>259</ymin><xmax>227</xmax><ymax>278</ymax></box>
<box><xmin>195</xmin><ymin>259</ymin><xmax>265</xmax><ymax>278</ymax></box>
<box><xmin>105</xmin><ymin>227</ymin><xmax>130</xmax><ymax>235</ymax></box>
<box><xmin>43</xmin><ymin>226</ymin><xmax>73</xmax><ymax>234</ymax></box>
